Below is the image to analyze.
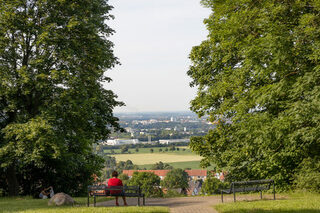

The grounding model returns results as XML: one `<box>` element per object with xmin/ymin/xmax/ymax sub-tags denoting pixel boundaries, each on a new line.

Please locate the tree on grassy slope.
<box><xmin>0</xmin><ymin>0</ymin><xmax>122</xmax><ymax>196</ymax></box>
<box><xmin>188</xmin><ymin>0</ymin><xmax>320</xmax><ymax>189</ymax></box>
<box><xmin>151</xmin><ymin>161</ymin><xmax>173</xmax><ymax>170</ymax></box>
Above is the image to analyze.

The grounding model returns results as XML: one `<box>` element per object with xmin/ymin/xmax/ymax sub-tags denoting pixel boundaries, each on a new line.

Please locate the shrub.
<box><xmin>164</xmin><ymin>189</ymin><xmax>186</xmax><ymax>198</ymax></box>
<box><xmin>202</xmin><ymin>175</ymin><xmax>228</xmax><ymax>195</ymax></box>
<box><xmin>118</xmin><ymin>173</ymin><xmax>129</xmax><ymax>185</ymax></box>
<box><xmin>128</xmin><ymin>172</ymin><xmax>163</xmax><ymax>197</ymax></box>
<box><xmin>294</xmin><ymin>158</ymin><xmax>320</xmax><ymax>193</ymax></box>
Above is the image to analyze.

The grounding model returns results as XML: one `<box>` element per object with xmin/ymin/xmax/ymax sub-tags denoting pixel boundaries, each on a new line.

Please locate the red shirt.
<box><xmin>107</xmin><ymin>178</ymin><xmax>123</xmax><ymax>195</ymax></box>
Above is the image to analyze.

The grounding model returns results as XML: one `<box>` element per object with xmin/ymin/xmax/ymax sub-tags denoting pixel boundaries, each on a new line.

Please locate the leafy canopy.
<box><xmin>128</xmin><ymin>172</ymin><xmax>163</xmax><ymax>197</ymax></box>
<box><xmin>0</xmin><ymin>0</ymin><xmax>122</xmax><ymax>196</ymax></box>
<box><xmin>161</xmin><ymin>168</ymin><xmax>189</xmax><ymax>190</ymax></box>
<box><xmin>188</xmin><ymin>0</ymin><xmax>320</xmax><ymax>188</ymax></box>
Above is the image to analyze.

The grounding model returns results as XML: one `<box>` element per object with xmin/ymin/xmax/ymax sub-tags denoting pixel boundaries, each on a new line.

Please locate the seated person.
<box><xmin>107</xmin><ymin>171</ymin><xmax>128</xmax><ymax>206</ymax></box>
<box><xmin>39</xmin><ymin>186</ymin><xmax>54</xmax><ymax>199</ymax></box>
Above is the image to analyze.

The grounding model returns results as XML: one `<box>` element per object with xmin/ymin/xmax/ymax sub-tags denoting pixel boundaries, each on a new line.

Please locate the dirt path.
<box><xmin>97</xmin><ymin>194</ymin><xmax>278</xmax><ymax>213</ymax></box>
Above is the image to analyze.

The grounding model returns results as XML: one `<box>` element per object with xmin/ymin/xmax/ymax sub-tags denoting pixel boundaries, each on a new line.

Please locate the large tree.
<box><xmin>161</xmin><ymin>168</ymin><xmax>189</xmax><ymax>190</ymax></box>
<box><xmin>128</xmin><ymin>172</ymin><xmax>163</xmax><ymax>197</ymax></box>
<box><xmin>188</xmin><ymin>0</ymin><xmax>320</xmax><ymax>189</ymax></box>
<box><xmin>0</xmin><ymin>0</ymin><xmax>122</xmax><ymax>196</ymax></box>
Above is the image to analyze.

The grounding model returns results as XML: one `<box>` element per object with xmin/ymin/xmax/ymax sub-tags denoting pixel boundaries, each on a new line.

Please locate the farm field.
<box><xmin>110</xmin><ymin>153</ymin><xmax>202</xmax><ymax>165</ymax></box>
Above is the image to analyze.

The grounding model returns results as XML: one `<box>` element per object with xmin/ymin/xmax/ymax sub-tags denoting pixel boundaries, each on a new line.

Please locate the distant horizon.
<box><xmin>114</xmin><ymin>110</ymin><xmax>196</xmax><ymax>115</ymax></box>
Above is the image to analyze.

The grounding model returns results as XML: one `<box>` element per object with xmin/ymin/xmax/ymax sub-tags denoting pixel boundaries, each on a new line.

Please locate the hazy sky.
<box><xmin>104</xmin><ymin>0</ymin><xmax>211</xmax><ymax>112</ymax></box>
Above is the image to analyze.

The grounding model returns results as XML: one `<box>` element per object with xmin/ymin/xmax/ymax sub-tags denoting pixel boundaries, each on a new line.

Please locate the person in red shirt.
<box><xmin>107</xmin><ymin>171</ymin><xmax>128</xmax><ymax>206</ymax></box>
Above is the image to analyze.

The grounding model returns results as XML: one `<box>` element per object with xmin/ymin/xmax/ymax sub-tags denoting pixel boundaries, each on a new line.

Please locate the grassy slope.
<box><xmin>214</xmin><ymin>193</ymin><xmax>320</xmax><ymax>213</ymax></box>
<box><xmin>0</xmin><ymin>197</ymin><xmax>168</xmax><ymax>213</ymax></box>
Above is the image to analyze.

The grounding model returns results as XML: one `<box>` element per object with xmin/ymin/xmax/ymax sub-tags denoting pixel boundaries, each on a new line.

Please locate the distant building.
<box><xmin>159</xmin><ymin>139</ymin><xmax>190</xmax><ymax>145</ymax></box>
<box><xmin>105</xmin><ymin>139</ymin><xmax>139</xmax><ymax>146</ymax></box>
<box><xmin>186</xmin><ymin>170</ymin><xmax>207</xmax><ymax>180</ymax></box>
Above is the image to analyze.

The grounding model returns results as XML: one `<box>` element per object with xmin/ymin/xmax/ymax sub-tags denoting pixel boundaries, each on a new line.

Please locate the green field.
<box><xmin>111</xmin><ymin>153</ymin><xmax>202</xmax><ymax>165</ymax></box>
<box><xmin>214</xmin><ymin>192</ymin><xmax>320</xmax><ymax>213</ymax></box>
<box><xmin>0</xmin><ymin>197</ymin><xmax>168</xmax><ymax>213</ymax></box>
<box><xmin>104</xmin><ymin>146</ymin><xmax>215</xmax><ymax>170</ymax></box>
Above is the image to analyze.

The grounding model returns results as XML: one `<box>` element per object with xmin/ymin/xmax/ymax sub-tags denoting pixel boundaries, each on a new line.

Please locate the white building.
<box><xmin>106</xmin><ymin>139</ymin><xmax>139</xmax><ymax>146</ymax></box>
<box><xmin>159</xmin><ymin>139</ymin><xmax>190</xmax><ymax>145</ymax></box>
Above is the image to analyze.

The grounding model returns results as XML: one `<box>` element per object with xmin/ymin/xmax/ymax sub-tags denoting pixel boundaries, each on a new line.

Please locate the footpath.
<box><xmin>97</xmin><ymin>194</ymin><xmax>277</xmax><ymax>213</ymax></box>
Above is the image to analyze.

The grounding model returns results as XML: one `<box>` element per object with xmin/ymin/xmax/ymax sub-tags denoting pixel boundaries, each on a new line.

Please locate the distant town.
<box><xmin>102</xmin><ymin>112</ymin><xmax>217</xmax><ymax>146</ymax></box>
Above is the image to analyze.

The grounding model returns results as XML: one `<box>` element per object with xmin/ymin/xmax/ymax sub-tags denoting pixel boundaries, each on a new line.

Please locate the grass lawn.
<box><xmin>0</xmin><ymin>197</ymin><xmax>168</xmax><ymax>213</ymax></box>
<box><xmin>110</xmin><ymin>153</ymin><xmax>202</xmax><ymax>165</ymax></box>
<box><xmin>214</xmin><ymin>192</ymin><xmax>320</xmax><ymax>213</ymax></box>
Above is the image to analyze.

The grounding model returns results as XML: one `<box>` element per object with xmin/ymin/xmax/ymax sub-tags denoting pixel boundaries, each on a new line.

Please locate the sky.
<box><xmin>104</xmin><ymin>0</ymin><xmax>211</xmax><ymax>113</ymax></box>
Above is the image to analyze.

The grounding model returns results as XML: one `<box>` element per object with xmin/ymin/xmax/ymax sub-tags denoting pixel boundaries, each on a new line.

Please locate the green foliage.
<box><xmin>202</xmin><ymin>175</ymin><xmax>228</xmax><ymax>195</ymax></box>
<box><xmin>150</xmin><ymin>161</ymin><xmax>173</xmax><ymax>170</ymax></box>
<box><xmin>161</xmin><ymin>169</ymin><xmax>189</xmax><ymax>190</ymax></box>
<box><xmin>169</xmin><ymin>146</ymin><xmax>175</xmax><ymax>151</ymax></box>
<box><xmin>100</xmin><ymin>158</ymin><xmax>140</xmax><ymax>180</ymax></box>
<box><xmin>163</xmin><ymin>189</ymin><xmax>185</xmax><ymax>198</ymax></box>
<box><xmin>121</xmin><ymin>145</ymin><xmax>129</xmax><ymax>154</ymax></box>
<box><xmin>294</xmin><ymin>157</ymin><xmax>320</xmax><ymax>193</ymax></box>
<box><xmin>118</xmin><ymin>173</ymin><xmax>129</xmax><ymax>185</ymax></box>
<box><xmin>188</xmin><ymin>0</ymin><xmax>320</xmax><ymax>189</ymax></box>
<box><xmin>0</xmin><ymin>0</ymin><xmax>122</xmax><ymax>196</ymax></box>
<box><xmin>116</xmin><ymin>160</ymin><xmax>139</xmax><ymax>171</ymax></box>
<box><xmin>128</xmin><ymin>172</ymin><xmax>163</xmax><ymax>197</ymax></box>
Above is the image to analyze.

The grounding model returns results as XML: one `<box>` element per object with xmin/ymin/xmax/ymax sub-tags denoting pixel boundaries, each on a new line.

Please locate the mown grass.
<box><xmin>110</xmin><ymin>153</ymin><xmax>202</xmax><ymax>165</ymax></box>
<box><xmin>214</xmin><ymin>192</ymin><xmax>320</xmax><ymax>213</ymax></box>
<box><xmin>0</xmin><ymin>197</ymin><xmax>168</xmax><ymax>213</ymax></box>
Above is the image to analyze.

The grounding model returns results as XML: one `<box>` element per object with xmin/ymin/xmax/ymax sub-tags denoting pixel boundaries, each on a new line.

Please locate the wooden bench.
<box><xmin>220</xmin><ymin>179</ymin><xmax>275</xmax><ymax>202</ymax></box>
<box><xmin>87</xmin><ymin>185</ymin><xmax>145</xmax><ymax>207</ymax></box>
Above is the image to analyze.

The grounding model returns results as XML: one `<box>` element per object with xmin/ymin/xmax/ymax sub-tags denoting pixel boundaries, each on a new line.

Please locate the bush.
<box><xmin>294</xmin><ymin>158</ymin><xmax>320</xmax><ymax>193</ymax></box>
<box><xmin>202</xmin><ymin>175</ymin><xmax>228</xmax><ymax>195</ymax></box>
<box><xmin>128</xmin><ymin>172</ymin><xmax>163</xmax><ymax>197</ymax></box>
<box><xmin>118</xmin><ymin>173</ymin><xmax>129</xmax><ymax>185</ymax></box>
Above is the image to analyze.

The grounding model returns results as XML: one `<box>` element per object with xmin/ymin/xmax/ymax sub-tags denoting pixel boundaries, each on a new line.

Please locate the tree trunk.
<box><xmin>6</xmin><ymin>164</ymin><xmax>19</xmax><ymax>196</ymax></box>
